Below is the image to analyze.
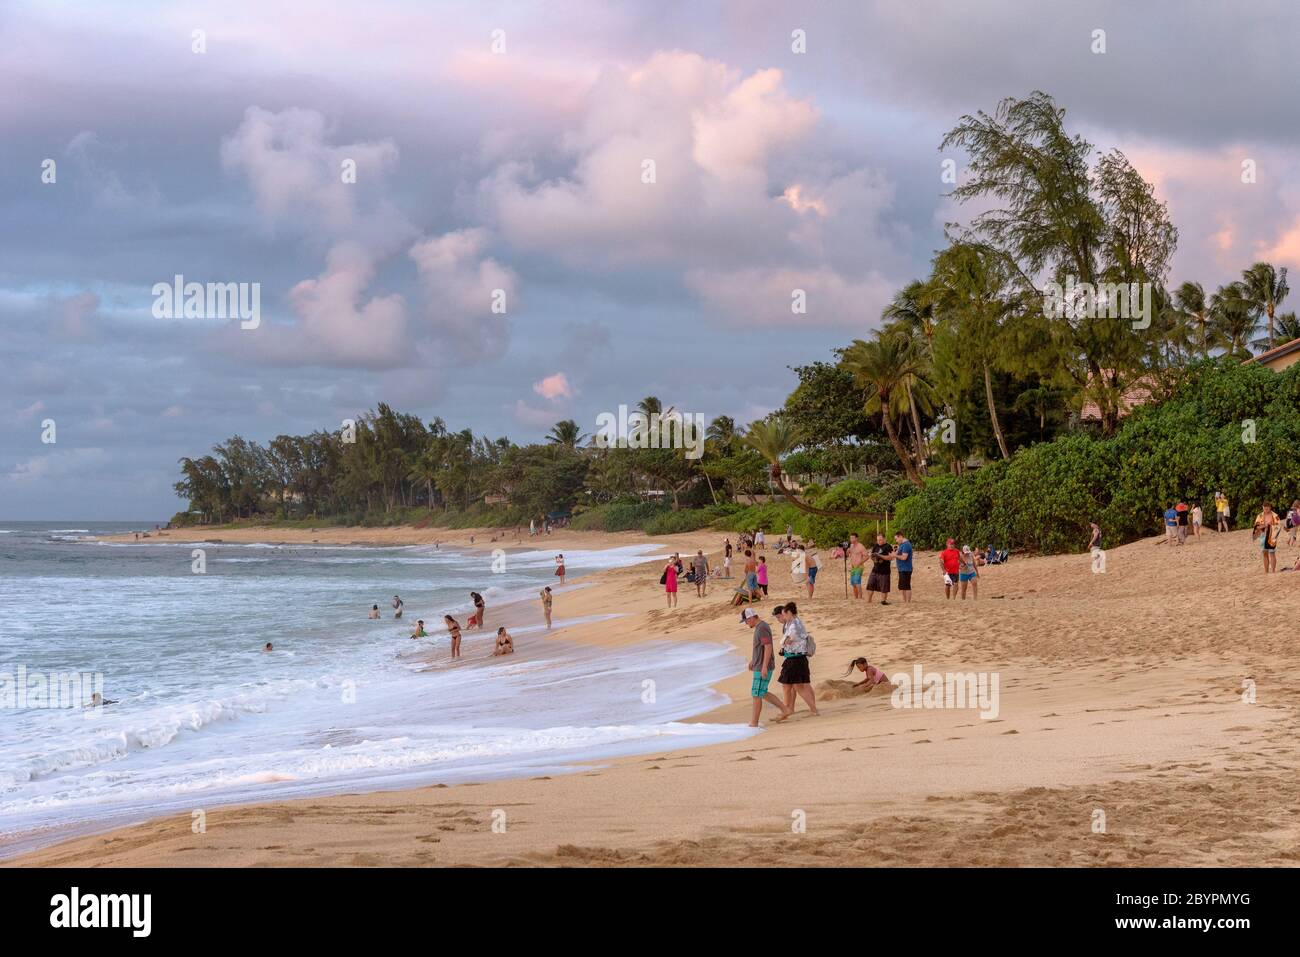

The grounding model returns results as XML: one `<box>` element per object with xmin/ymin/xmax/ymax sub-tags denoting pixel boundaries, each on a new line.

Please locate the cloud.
<box><xmin>478</xmin><ymin>50</ymin><xmax>904</xmax><ymax>326</ymax></box>
<box><xmin>3</xmin><ymin>447</ymin><xmax>108</xmax><ymax>484</ymax></box>
<box><xmin>533</xmin><ymin>372</ymin><xmax>574</xmax><ymax>400</ymax></box>
<box><xmin>220</xmin><ymin>106</ymin><xmax>402</xmax><ymax>241</ymax></box>
<box><xmin>408</xmin><ymin>228</ymin><xmax>518</xmax><ymax>362</ymax></box>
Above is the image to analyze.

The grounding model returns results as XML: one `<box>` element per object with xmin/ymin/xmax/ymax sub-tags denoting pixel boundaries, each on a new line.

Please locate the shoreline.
<box><xmin>9</xmin><ymin>526</ymin><xmax>1300</xmax><ymax>866</ymax></box>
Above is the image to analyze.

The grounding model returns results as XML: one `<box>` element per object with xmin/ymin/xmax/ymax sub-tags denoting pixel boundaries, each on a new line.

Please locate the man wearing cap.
<box><xmin>938</xmin><ymin>538</ymin><xmax>961</xmax><ymax>599</ymax></box>
<box><xmin>742</xmin><ymin>608</ymin><xmax>789</xmax><ymax>727</ymax></box>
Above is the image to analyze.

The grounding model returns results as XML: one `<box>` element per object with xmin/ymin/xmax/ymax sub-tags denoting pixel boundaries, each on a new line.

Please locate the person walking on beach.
<box><xmin>540</xmin><ymin>586</ymin><xmax>553</xmax><ymax>629</ymax></box>
<box><xmin>492</xmin><ymin>627</ymin><xmax>514</xmax><ymax>656</ymax></box>
<box><xmin>692</xmin><ymin>550</ymin><xmax>710</xmax><ymax>597</ymax></box>
<box><xmin>939</xmin><ymin>538</ymin><xmax>960</xmax><ymax>599</ymax></box>
<box><xmin>958</xmin><ymin>545</ymin><xmax>979</xmax><ymax>599</ymax></box>
<box><xmin>368</xmin><ymin>604</ymin><xmax>380</xmax><ymax>620</ymax></box>
<box><xmin>866</xmin><ymin>532</ymin><xmax>892</xmax><ymax>605</ymax></box>
<box><xmin>470</xmin><ymin>591</ymin><xmax>486</xmax><ymax>630</ymax></box>
<box><xmin>724</xmin><ymin>538</ymin><xmax>733</xmax><ymax>561</ymax></box>
<box><xmin>663</xmin><ymin>557</ymin><xmax>679</xmax><ymax>608</ymax></box>
<box><xmin>444</xmin><ymin>615</ymin><xmax>463</xmax><ymax>659</ymax></box>
<box><xmin>1163</xmin><ymin>505</ymin><xmax>1179</xmax><ymax>545</ymax></box>
<box><xmin>1215</xmin><ymin>492</ymin><xmax>1230</xmax><ymax>532</ymax></box>
<box><xmin>755</xmin><ymin>528</ymin><xmax>766</xmax><ymax>549</ymax></box>
<box><xmin>1287</xmin><ymin>501</ymin><xmax>1300</xmax><ymax>547</ymax></box>
<box><xmin>1191</xmin><ymin>504</ymin><xmax>1204</xmax><ymax>540</ymax></box>
<box><xmin>893</xmin><ymin>531</ymin><xmax>914</xmax><ymax>603</ymax></box>
<box><xmin>1254</xmin><ymin>503</ymin><xmax>1280</xmax><ymax>573</ymax></box>
<box><xmin>1175</xmin><ymin>502</ymin><xmax>1190</xmax><ymax>544</ymax></box>
<box><xmin>392</xmin><ymin>595</ymin><xmax>404</xmax><ymax>618</ymax></box>
<box><xmin>756</xmin><ymin>555</ymin><xmax>769</xmax><ymax>596</ymax></box>
<box><xmin>722</xmin><ymin>550</ymin><xmax>733</xmax><ymax>579</ymax></box>
<box><xmin>741</xmin><ymin>608</ymin><xmax>788</xmax><ymax>727</ymax></box>
<box><xmin>846</xmin><ymin>533</ymin><xmax>869</xmax><ymax>599</ymax></box>
<box><xmin>805</xmin><ymin>540</ymin><xmax>820</xmax><ymax>597</ymax></box>
<box><xmin>554</xmin><ymin>554</ymin><xmax>566</xmax><ymax>585</ymax></box>
<box><xmin>776</xmin><ymin>602</ymin><xmax>819</xmax><ymax>716</ymax></box>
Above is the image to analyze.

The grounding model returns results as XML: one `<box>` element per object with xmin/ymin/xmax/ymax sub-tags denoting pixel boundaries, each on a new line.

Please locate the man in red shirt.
<box><xmin>939</xmin><ymin>538</ymin><xmax>961</xmax><ymax>600</ymax></box>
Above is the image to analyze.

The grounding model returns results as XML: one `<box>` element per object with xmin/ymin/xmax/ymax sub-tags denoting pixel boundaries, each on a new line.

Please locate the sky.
<box><xmin>3</xmin><ymin>0</ymin><xmax>1299</xmax><ymax>519</ymax></box>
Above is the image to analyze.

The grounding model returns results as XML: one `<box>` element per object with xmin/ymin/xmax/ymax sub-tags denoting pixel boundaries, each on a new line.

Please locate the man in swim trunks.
<box><xmin>805</xmin><ymin>540</ymin><xmax>820</xmax><ymax>597</ymax></box>
<box><xmin>742</xmin><ymin>608</ymin><xmax>788</xmax><ymax>727</ymax></box>
<box><xmin>846</xmin><ymin>533</ymin><xmax>869</xmax><ymax>599</ymax></box>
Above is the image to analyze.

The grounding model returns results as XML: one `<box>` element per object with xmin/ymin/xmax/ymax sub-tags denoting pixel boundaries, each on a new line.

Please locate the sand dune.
<box><xmin>10</xmin><ymin>525</ymin><xmax>1299</xmax><ymax>867</ymax></box>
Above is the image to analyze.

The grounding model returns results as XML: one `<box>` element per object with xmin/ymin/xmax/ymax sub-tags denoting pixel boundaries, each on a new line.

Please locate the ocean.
<box><xmin>0</xmin><ymin>522</ymin><xmax>756</xmax><ymax>855</ymax></box>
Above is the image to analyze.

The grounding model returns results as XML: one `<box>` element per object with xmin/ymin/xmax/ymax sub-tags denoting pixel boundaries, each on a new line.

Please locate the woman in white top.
<box><xmin>776</xmin><ymin>602</ymin><xmax>819</xmax><ymax>716</ymax></box>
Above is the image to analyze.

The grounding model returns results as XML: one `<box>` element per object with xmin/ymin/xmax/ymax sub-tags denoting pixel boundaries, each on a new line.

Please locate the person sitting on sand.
<box><xmin>444</xmin><ymin>615</ymin><xmax>462</xmax><ymax>658</ymax></box>
<box><xmin>368</xmin><ymin>604</ymin><xmax>380</xmax><ymax>620</ymax></box>
<box><xmin>392</xmin><ymin>595</ymin><xmax>404</xmax><ymax>618</ymax></box>
<box><xmin>492</xmin><ymin>627</ymin><xmax>514</xmax><ymax>656</ymax></box>
<box><xmin>843</xmin><ymin>657</ymin><xmax>890</xmax><ymax>689</ymax></box>
<box><xmin>410</xmin><ymin>619</ymin><xmax>427</xmax><ymax>639</ymax></box>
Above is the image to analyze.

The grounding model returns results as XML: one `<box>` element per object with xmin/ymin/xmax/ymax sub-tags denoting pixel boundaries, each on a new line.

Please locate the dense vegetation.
<box><xmin>173</xmin><ymin>92</ymin><xmax>1298</xmax><ymax>554</ymax></box>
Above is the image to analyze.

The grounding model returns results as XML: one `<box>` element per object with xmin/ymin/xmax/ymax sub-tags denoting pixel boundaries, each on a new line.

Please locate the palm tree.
<box><xmin>1240</xmin><ymin>262</ymin><xmax>1289</xmax><ymax>350</ymax></box>
<box><xmin>741</xmin><ymin>418</ymin><xmax>885</xmax><ymax>518</ymax></box>
<box><xmin>406</xmin><ymin>447</ymin><xmax>442</xmax><ymax>511</ymax></box>
<box><xmin>545</xmin><ymin>419</ymin><xmax>585</xmax><ymax>449</ymax></box>
<box><xmin>1210</xmin><ymin>282</ymin><xmax>1258</xmax><ymax>358</ymax></box>
<box><xmin>706</xmin><ymin>415</ymin><xmax>737</xmax><ymax>448</ymax></box>
<box><xmin>841</xmin><ymin>335</ymin><xmax>927</xmax><ymax>487</ymax></box>
<box><xmin>882</xmin><ymin>282</ymin><xmax>939</xmax><ymax>467</ymax></box>
<box><xmin>1274</xmin><ymin>311</ymin><xmax>1300</xmax><ymax>347</ymax></box>
<box><xmin>1173</xmin><ymin>280</ymin><xmax>1217</xmax><ymax>359</ymax></box>
<box><xmin>926</xmin><ymin>243</ymin><xmax>1014</xmax><ymax>459</ymax></box>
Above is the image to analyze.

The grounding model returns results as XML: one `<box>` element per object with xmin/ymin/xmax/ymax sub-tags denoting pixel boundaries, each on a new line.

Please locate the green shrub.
<box><xmin>893</xmin><ymin>361</ymin><xmax>1300</xmax><ymax>553</ymax></box>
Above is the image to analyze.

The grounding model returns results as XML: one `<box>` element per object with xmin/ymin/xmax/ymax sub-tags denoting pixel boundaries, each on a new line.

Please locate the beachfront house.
<box><xmin>1244</xmin><ymin>338</ymin><xmax>1300</xmax><ymax>372</ymax></box>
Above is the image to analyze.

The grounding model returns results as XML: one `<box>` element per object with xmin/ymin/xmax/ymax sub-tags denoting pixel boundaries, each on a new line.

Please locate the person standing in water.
<box><xmin>470</xmin><ymin>591</ymin><xmax>486</xmax><ymax>630</ymax></box>
<box><xmin>410</xmin><ymin>619</ymin><xmax>427</xmax><ymax>639</ymax></box>
<box><xmin>540</xmin><ymin>586</ymin><xmax>553</xmax><ymax>629</ymax></box>
<box><xmin>554</xmin><ymin>554</ymin><xmax>566</xmax><ymax>585</ymax></box>
<box><xmin>444</xmin><ymin>615</ymin><xmax>463</xmax><ymax>658</ymax></box>
<box><xmin>392</xmin><ymin>595</ymin><xmax>404</xmax><ymax>619</ymax></box>
<box><xmin>368</xmin><ymin>604</ymin><xmax>380</xmax><ymax>620</ymax></box>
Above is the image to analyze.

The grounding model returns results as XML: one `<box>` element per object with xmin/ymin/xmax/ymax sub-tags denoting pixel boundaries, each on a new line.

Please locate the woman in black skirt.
<box><xmin>775</xmin><ymin>602</ymin><xmax>819</xmax><ymax>716</ymax></box>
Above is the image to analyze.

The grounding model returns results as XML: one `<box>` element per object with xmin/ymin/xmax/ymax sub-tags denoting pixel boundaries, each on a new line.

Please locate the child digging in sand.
<box><xmin>843</xmin><ymin>657</ymin><xmax>890</xmax><ymax>689</ymax></box>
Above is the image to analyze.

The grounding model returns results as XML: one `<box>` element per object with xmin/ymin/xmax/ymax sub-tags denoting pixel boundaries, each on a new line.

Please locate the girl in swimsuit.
<box><xmin>444</xmin><ymin>615</ymin><xmax>462</xmax><ymax>659</ymax></box>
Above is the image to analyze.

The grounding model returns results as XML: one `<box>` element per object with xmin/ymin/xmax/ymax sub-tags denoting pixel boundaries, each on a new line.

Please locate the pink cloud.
<box><xmin>532</xmin><ymin>372</ymin><xmax>574</xmax><ymax>400</ymax></box>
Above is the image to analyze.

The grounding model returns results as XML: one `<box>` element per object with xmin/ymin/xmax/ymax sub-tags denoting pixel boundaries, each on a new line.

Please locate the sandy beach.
<box><xmin>9</xmin><ymin>523</ymin><xmax>1299</xmax><ymax>867</ymax></box>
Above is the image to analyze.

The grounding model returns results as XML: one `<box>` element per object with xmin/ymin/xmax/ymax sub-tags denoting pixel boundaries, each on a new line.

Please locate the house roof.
<box><xmin>1244</xmin><ymin>338</ymin><xmax>1300</xmax><ymax>366</ymax></box>
<box><xmin>1079</xmin><ymin>372</ymin><xmax>1156</xmax><ymax>422</ymax></box>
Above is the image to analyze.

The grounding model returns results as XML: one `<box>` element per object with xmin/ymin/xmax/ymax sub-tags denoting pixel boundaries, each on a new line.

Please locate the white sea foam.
<box><xmin>0</xmin><ymin>537</ymin><xmax>750</xmax><ymax>852</ymax></box>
